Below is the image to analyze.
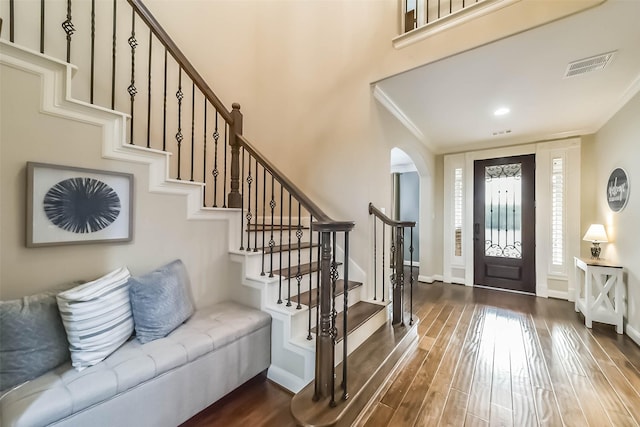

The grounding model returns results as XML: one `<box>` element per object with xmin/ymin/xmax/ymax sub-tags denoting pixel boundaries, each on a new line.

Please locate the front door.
<box><xmin>473</xmin><ymin>155</ymin><xmax>536</xmax><ymax>294</ymax></box>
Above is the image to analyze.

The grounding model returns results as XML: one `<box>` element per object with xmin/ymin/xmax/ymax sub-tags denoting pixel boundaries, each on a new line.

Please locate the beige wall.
<box><xmin>0</xmin><ymin>63</ymin><xmax>234</xmax><ymax>306</ymax></box>
<box><xmin>0</xmin><ymin>0</ymin><xmax>605</xmax><ymax>299</ymax></box>
<box><xmin>587</xmin><ymin>92</ymin><xmax>640</xmax><ymax>336</ymax></box>
<box><xmin>142</xmin><ymin>0</ymin><xmax>598</xmax><ymax>278</ymax></box>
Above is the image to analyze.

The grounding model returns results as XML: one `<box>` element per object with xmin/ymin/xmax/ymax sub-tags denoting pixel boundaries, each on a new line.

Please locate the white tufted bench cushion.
<box><xmin>0</xmin><ymin>301</ymin><xmax>271</xmax><ymax>427</ymax></box>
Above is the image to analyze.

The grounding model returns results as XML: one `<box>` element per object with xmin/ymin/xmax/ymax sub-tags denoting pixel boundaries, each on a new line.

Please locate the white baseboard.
<box><xmin>626</xmin><ymin>324</ymin><xmax>640</xmax><ymax>347</ymax></box>
<box><xmin>267</xmin><ymin>364</ymin><xmax>308</xmax><ymax>394</ymax></box>
<box><xmin>418</xmin><ymin>274</ymin><xmax>443</xmax><ymax>283</ymax></box>
<box><xmin>403</xmin><ymin>260</ymin><xmax>420</xmax><ymax>267</ymax></box>
<box><xmin>547</xmin><ymin>289</ymin><xmax>570</xmax><ymax>300</ymax></box>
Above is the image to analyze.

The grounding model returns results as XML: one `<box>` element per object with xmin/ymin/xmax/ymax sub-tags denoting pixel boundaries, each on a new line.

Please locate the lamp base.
<box><xmin>590</xmin><ymin>242</ymin><xmax>602</xmax><ymax>259</ymax></box>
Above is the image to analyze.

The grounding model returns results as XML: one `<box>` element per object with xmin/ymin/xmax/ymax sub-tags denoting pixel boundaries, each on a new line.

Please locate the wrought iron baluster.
<box><xmin>146</xmin><ymin>30</ymin><xmax>152</xmax><ymax>148</ymax></box>
<box><xmin>373</xmin><ymin>219</ymin><xmax>377</xmax><ymax>301</ymax></box>
<box><xmin>426</xmin><ymin>0</ymin><xmax>430</xmax><ymax>23</ymax></box>
<box><xmin>10</xmin><ymin>0</ymin><xmax>14</xmax><ymax>42</ymax></box>
<box><xmin>90</xmin><ymin>0</ymin><xmax>95</xmax><ymax>102</ymax></box>
<box><xmin>62</xmin><ymin>0</ymin><xmax>75</xmax><ymax>63</ymax></box>
<box><xmin>382</xmin><ymin>224</ymin><xmax>386</xmax><ymax>302</ymax></box>
<box><xmin>277</xmin><ymin>186</ymin><xmax>284</xmax><ymax>304</ymax></box>
<box><xmin>268</xmin><ymin>175</ymin><xmax>275</xmax><ymax>277</ymax></box>
<box><xmin>295</xmin><ymin>202</ymin><xmax>302</xmax><ymax>309</ymax></box>
<box><xmin>245</xmin><ymin>156</ymin><xmax>253</xmax><ymax>251</ymax></box>
<box><xmin>203</xmin><ymin>102</ymin><xmax>207</xmax><ymax>206</ymax></box>
<box><xmin>239</xmin><ymin>147</ymin><xmax>245</xmax><ymax>250</ymax></box>
<box><xmin>254</xmin><ymin>159</ymin><xmax>259</xmax><ymax>252</ymax></box>
<box><xmin>190</xmin><ymin>83</ymin><xmax>195</xmax><ymax>181</ymax></box>
<box><xmin>127</xmin><ymin>10</ymin><xmax>137</xmax><ymax>144</ymax></box>
<box><xmin>111</xmin><ymin>0</ymin><xmax>117</xmax><ymax>109</ymax></box>
<box><xmin>40</xmin><ymin>0</ymin><xmax>45</xmax><ymax>53</ymax></box>
<box><xmin>399</xmin><ymin>227</ymin><xmax>405</xmax><ymax>326</ymax></box>
<box><xmin>286</xmin><ymin>193</ymin><xmax>292</xmax><ymax>307</ymax></box>
<box><xmin>162</xmin><ymin>48</ymin><xmax>167</xmax><ymax>150</ymax></box>
<box><xmin>409</xmin><ymin>226</ymin><xmax>414</xmax><ymax>326</ymax></box>
<box><xmin>497</xmin><ymin>190</ymin><xmax>501</xmax><ymax>248</ymax></box>
<box><xmin>260</xmin><ymin>166</ymin><xmax>267</xmax><ymax>275</ymax></box>
<box><xmin>212</xmin><ymin>113</ymin><xmax>220</xmax><ymax>207</ymax></box>
<box><xmin>176</xmin><ymin>69</ymin><xmax>184</xmax><ymax>179</ymax></box>
<box><xmin>307</xmin><ymin>219</ymin><xmax>314</xmax><ymax>340</ymax></box>
<box><xmin>316</xmin><ymin>234</ymin><xmax>321</xmax><ymax>330</ymax></box>
<box><xmin>342</xmin><ymin>231</ymin><xmax>350</xmax><ymax>401</ymax></box>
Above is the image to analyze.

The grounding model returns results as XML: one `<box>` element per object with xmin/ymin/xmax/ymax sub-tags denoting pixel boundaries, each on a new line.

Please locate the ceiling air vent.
<box><xmin>564</xmin><ymin>51</ymin><xmax>616</xmax><ymax>78</ymax></box>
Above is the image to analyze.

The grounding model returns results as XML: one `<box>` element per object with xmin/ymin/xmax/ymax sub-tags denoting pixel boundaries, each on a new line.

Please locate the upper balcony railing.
<box><xmin>398</xmin><ymin>0</ymin><xmax>520</xmax><ymax>47</ymax></box>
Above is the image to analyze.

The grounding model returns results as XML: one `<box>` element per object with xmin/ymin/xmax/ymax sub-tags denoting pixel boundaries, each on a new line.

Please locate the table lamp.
<box><xmin>583</xmin><ymin>224</ymin><xmax>608</xmax><ymax>259</ymax></box>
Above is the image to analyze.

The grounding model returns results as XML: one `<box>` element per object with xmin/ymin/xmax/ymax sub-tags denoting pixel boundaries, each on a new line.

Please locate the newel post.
<box><xmin>314</xmin><ymin>230</ymin><xmax>334</xmax><ymax>400</ymax></box>
<box><xmin>228</xmin><ymin>103</ymin><xmax>243</xmax><ymax>208</ymax></box>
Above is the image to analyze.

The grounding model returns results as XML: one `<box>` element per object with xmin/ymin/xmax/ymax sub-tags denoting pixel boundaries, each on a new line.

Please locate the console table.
<box><xmin>574</xmin><ymin>257</ymin><xmax>624</xmax><ymax>333</ymax></box>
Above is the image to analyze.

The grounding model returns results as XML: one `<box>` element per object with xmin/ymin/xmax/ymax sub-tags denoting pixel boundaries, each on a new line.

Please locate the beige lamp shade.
<box><xmin>583</xmin><ymin>224</ymin><xmax>608</xmax><ymax>242</ymax></box>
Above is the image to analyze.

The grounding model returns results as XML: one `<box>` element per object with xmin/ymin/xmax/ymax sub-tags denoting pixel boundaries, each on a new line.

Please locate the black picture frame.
<box><xmin>26</xmin><ymin>162</ymin><xmax>134</xmax><ymax>247</ymax></box>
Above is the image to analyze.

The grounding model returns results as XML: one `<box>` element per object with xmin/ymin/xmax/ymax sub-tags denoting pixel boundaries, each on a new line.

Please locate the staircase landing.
<box><xmin>291</xmin><ymin>316</ymin><xmax>419</xmax><ymax>427</ymax></box>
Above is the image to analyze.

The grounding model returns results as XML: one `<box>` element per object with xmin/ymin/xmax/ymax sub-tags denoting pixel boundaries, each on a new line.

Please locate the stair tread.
<box><xmin>246</xmin><ymin>223</ymin><xmax>310</xmax><ymax>231</ymax></box>
<box><xmin>290</xmin><ymin>279</ymin><xmax>362</xmax><ymax>309</ymax></box>
<box><xmin>262</xmin><ymin>241</ymin><xmax>319</xmax><ymax>254</ymax></box>
<box><xmin>311</xmin><ymin>301</ymin><xmax>385</xmax><ymax>343</ymax></box>
<box><xmin>272</xmin><ymin>261</ymin><xmax>342</xmax><ymax>279</ymax></box>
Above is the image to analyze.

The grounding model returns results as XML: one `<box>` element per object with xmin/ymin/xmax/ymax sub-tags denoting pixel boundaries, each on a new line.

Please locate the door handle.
<box><xmin>474</xmin><ymin>223</ymin><xmax>479</xmax><ymax>241</ymax></box>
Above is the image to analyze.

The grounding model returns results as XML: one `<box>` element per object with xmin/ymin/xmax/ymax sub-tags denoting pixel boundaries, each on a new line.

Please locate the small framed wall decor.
<box><xmin>27</xmin><ymin>162</ymin><xmax>134</xmax><ymax>247</ymax></box>
<box><xmin>606</xmin><ymin>167</ymin><xmax>630</xmax><ymax>213</ymax></box>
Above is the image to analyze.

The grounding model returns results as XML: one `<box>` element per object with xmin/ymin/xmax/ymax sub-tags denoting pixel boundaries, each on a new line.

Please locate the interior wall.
<box><xmin>141</xmin><ymin>0</ymin><xmax>598</xmax><ymax>283</ymax></box>
<box><xmin>0</xmin><ymin>62</ymin><xmax>233</xmax><ymax>307</ymax></box>
<box><xmin>589</xmin><ymin>91</ymin><xmax>640</xmax><ymax>341</ymax></box>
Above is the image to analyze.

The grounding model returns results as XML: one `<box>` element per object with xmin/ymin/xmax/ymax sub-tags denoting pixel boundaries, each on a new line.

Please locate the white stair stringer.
<box><xmin>0</xmin><ymin>40</ymin><xmax>239</xmax><ymax>224</ymax></box>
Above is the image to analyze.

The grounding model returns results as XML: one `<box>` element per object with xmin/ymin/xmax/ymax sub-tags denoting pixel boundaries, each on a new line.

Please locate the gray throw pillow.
<box><xmin>128</xmin><ymin>259</ymin><xmax>195</xmax><ymax>344</ymax></box>
<box><xmin>0</xmin><ymin>285</ymin><xmax>79</xmax><ymax>391</ymax></box>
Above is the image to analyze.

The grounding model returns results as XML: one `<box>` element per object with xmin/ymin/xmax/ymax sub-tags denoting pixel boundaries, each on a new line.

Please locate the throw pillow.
<box><xmin>128</xmin><ymin>259</ymin><xmax>195</xmax><ymax>344</ymax></box>
<box><xmin>56</xmin><ymin>267</ymin><xmax>133</xmax><ymax>370</ymax></box>
<box><xmin>0</xmin><ymin>284</ymin><xmax>78</xmax><ymax>391</ymax></box>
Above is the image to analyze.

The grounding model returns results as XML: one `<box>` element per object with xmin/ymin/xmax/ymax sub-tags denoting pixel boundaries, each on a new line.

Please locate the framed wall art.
<box><xmin>606</xmin><ymin>167</ymin><xmax>630</xmax><ymax>213</ymax></box>
<box><xmin>27</xmin><ymin>162</ymin><xmax>134</xmax><ymax>247</ymax></box>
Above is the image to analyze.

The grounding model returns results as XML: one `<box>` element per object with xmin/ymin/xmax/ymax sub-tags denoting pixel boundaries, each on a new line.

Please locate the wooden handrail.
<box><xmin>237</xmin><ymin>135</ymin><xmax>335</xmax><ymax>223</ymax></box>
<box><xmin>368</xmin><ymin>203</ymin><xmax>415</xmax><ymax>227</ymax></box>
<box><xmin>128</xmin><ymin>0</ymin><xmax>233</xmax><ymax>124</ymax></box>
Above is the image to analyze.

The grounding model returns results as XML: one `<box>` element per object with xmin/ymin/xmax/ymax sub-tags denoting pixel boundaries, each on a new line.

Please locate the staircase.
<box><xmin>229</xmin><ymin>217</ymin><xmax>390</xmax><ymax>393</ymax></box>
<box><xmin>1</xmin><ymin>1</ymin><xmax>418</xmax><ymax>424</ymax></box>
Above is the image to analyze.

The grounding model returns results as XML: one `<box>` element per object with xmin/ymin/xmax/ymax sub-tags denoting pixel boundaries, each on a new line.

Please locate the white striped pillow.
<box><xmin>56</xmin><ymin>267</ymin><xmax>133</xmax><ymax>371</ymax></box>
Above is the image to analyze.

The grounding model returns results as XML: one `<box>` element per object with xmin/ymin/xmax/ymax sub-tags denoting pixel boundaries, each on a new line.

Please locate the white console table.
<box><xmin>574</xmin><ymin>257</ymin><xmax>624</xmax><ymax>334</ymax></box>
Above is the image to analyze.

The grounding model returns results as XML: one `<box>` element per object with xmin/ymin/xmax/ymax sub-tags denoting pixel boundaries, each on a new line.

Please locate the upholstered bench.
<box><xmin>0</xmin><ymin>301</ymin><xmax>271</xmax><ymax>427</ymax></box>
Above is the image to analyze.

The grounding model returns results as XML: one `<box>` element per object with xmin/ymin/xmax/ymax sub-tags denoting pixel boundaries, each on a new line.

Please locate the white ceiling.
<box><xmin>375</xmin><ymin>0</ymin><xmax>640</xmax><ymax>155</ymax></box>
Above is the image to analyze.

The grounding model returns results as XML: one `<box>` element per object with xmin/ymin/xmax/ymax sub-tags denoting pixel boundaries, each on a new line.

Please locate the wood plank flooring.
<box><xmin>182</xmin><ymin>281</ymin><xmax>640</xmax><ymax>427</ymax></box>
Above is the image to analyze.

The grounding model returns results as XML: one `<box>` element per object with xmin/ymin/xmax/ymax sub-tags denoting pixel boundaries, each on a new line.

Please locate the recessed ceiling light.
<box><xmin>494</xmin><ymin>107</ymin><xmax>510</xmax><ymax>116</ymax></box>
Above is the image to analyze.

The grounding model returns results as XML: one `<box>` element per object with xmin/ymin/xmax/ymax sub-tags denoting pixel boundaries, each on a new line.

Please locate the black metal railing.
<box><xmin>369</xmin><ymin>203</ymin><xmax>415</xmax><ymax>326</ymax></box>
<box><xmin>404</xmin><ymin>0</ymin><xmax>486</xmax><ymax>33</ymax></box>
<box><xmin>2</xmin><ymin>0</ymin><xmax>236</xmax><ymax>208</ymax></box>
<box><xmin>3</xmin><ymin>0</ymin><xmax>356</xmax><ymax>408</ymax></box>
<box><xmin>238</xmin><ymin>136</ymin><xmax>355</xmax><ymax>405</ymax></box>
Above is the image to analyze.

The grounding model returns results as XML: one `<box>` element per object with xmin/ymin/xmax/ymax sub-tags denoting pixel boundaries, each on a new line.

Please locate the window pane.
<box><xmin>485</xmin><ymin>163</ymin><xmax>522</xmax><ymax>259</ymax></box>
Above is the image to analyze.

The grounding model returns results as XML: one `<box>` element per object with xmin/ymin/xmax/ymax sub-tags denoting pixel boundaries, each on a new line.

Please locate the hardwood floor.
<box><xmin>182</xmin><ymin>281</ymin><xmax>640</xmax><ymax>427</ymax></box>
